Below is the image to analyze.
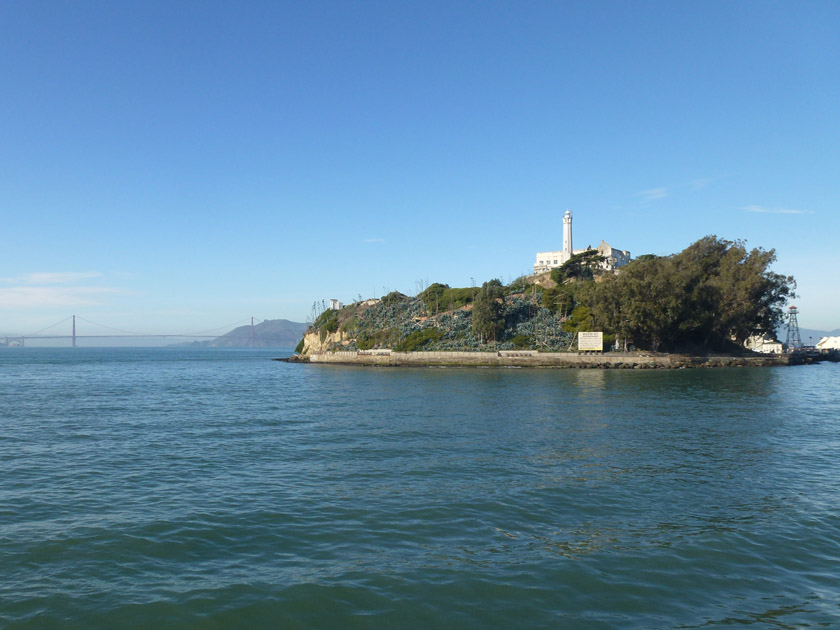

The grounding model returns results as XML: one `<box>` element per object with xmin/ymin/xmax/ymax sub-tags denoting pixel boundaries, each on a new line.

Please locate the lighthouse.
<box><xmin>562</xmin><ymin>209</ymin><xmax>573</xmax><ymax>255</ymax></box>
<box><xmin>533</xmin><ymin>208</ymin><xmax>630</xmax><ymax>275</ymax></box>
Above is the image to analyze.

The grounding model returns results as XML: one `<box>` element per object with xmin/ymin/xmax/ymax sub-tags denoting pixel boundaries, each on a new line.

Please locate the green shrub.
<box><xmin>420</xmin><ymin>284</ymin><xmax>475</xmax><ymax>315</ymax></box>
<box><xmin>314</xmin><ymin>309</ymin><xmax>337</xmax><ymax>327</ymax></box>
<box><xmin>510</xmin><ymin>334</ymin><xmax>533</xmax><ymax>349</ymax></box>
<box><xmin>419</xmin><ymin>283</ymin><xmax>449</xmax><ymax>314</ymax></box>
<box><xmin>357</xmin><ymin>328</ymin><xmax>399</xmax><ymax>350</ymax></box>
<box><xmin>394</xmin><ymin>327</ymin><xmax>444</xmax><ymax>352</ymax></box>
<box><xmin>505</xmin><ymin>276</ymin><xmax>532</xmax><ymax>295</ymax></box>
<box><xmin>562</xmin><ymin>305</ymin><xmax>594</xmax><ymax>335</ymax></box>
<box><xmin>294</xmin><ymin>338</ymin><xmax>305</xmax><ymax>354</ymax></box>
<box><xmin>381</xmin><ymin>291</ymin><xmax>407</xmax><ymax>306</ymax></box>
<box><xmin>316</xmin><ymin>309</ymin><xmax>339</xmax><ymax>339</ymax></box>
<box><xmin>446</xmin><ymin>287</ymin><xmax>475</xmax><ymax>310</ymax></box>
<box><xmin>339</xmin><ymin>316</ymin><xmax>357</xmax><ymax>334</ymax></box>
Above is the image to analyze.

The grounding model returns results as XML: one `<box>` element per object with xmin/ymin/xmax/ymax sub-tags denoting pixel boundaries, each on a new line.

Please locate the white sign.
<box><xmin>578</xmin><ymin>331</ymin><xmax>603</xmax><ymax>351</ymax></box>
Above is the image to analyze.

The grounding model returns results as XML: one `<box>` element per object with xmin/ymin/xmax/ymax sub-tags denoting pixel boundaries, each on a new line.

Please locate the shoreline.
<box><xmin>280</xmin><ymin>349</ymin><xmax>818</xmax><ymax>369</ymax></box>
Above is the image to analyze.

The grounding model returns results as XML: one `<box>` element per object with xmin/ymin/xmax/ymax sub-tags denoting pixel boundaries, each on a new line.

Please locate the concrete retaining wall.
<box><xmin>305</xmin><ymin>350</ymin><xmax>791</xmax><ymax>368</ymax></box>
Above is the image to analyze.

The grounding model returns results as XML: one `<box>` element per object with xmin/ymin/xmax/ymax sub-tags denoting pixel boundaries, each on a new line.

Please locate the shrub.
<box><xmin>394</xmin><ymin>327</ymin><xmax>444</xmax><ymax>352</ymax></box>
<box><xmin>357</xmin><ymin>328</ymin><xmax>399</xmax><ymax>350</ymax></box>
<box><xmin>510</xmin><ymin>334</ymin><xmax>533</xmax><ymax>349</ymax></box>
<box><xmin>381</xmin><ymin>291</ymin><xmax>407</xmax><ymax>306</ymax></box>
<box><xmin>420</xmin><ymin>283</ymin><xmax>475</xmax><ymax>315</ymax></box>
<box><xmin>505</xmin><ymin>276</ymin><xmax>533</xmax><ymax>295</ymax></box>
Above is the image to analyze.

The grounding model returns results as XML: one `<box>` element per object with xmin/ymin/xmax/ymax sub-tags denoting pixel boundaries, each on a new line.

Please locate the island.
<box><xmin>289</xmin><ymin>236</ymin><xmax>820</xmax><ymax>368</ymax></box>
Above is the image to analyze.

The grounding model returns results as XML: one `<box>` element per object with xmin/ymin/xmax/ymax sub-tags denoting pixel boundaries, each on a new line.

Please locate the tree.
<box><xmin>420</xmin><ymin>283</ymin><xmax>449</xmax><ymax>315</ymax></box>
<box><xmin>587</xmin><ymin>236</ymin><xmax>796</xmax><ymax>352</ymax></box>
<box><xmin>542</xmin><ymin>284</ymin><xmax>576</xmax><ymax>318</ymax></box>
<box><xmin>562</xmin><ymin>305</ymin><xmax>595</xmax><ymax>336</ymax></box>
<box><xmin>471</xmin><ymin>279</ymin><xmax>505</xmax><ymax>341</ymax></box>
<box><xmin>550</xmin><ymin>249</ymin><xmax>606</xmax><ymax>284</ymax></box>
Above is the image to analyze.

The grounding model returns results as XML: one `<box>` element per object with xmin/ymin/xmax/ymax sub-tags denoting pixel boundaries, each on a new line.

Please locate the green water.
<box><xmin>1</xmin><ymin>348</ymin><xmax>838</xmax><ymax>628</ymax></box>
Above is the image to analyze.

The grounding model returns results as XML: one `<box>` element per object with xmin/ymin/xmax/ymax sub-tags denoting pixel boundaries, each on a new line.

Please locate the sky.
<box><xmin>1</xmin><ymin>0</ymin><xmax>838</xmax><ymax>340</ymax></box>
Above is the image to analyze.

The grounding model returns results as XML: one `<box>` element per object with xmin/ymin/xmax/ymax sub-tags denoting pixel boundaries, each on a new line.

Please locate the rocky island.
<box><xmin>288</xmin><ymin>236</ymin><xmax>810</xmax><ymax>368</ymax></box>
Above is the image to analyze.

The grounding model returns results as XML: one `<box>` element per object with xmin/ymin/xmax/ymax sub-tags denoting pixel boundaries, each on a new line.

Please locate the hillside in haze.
<box><xmin>786</xmin><ymin>328</ymin><xmax>840</xmax><ymax>345</ymax></box>
<box><xmin>195</xmin><ymin>319</ymin><xmax>307</xmax><ymax>348</ymax></box>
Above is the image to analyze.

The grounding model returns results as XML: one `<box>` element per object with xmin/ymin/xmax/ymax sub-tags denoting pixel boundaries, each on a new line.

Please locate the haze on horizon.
<box><xmin>1</xmin><ymin>1</ymin><xmax>838</xmax><ymax>335</ymax></box>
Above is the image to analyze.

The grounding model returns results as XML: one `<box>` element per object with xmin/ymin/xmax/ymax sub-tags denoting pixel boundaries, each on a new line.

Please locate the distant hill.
<box><xmin>196</xmin><ymin>319</ymin><xmax>307</xmax><ymax>348</ymax></box>
<box><xmin>775</xmin><ymin>327</ymin><xmax>840</xmax><ymax>345</ymax></box>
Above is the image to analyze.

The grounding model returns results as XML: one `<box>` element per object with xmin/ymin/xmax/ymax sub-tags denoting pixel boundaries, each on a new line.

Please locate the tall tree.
<box><xmin>471</xmin><ymin>279</ymin><xmax>505</xmax><ymax>342</ymax></box>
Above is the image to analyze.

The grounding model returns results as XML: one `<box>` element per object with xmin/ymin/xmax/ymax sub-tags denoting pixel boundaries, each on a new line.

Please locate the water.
<box><xmin>1</xmin><ymin>348</ymin><xmax>839</xmax><ymax>629</ymax></box>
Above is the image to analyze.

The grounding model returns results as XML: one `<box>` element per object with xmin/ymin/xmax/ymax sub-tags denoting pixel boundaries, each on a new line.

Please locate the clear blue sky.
<box><xmin>2</xmin><ymin>0</ymin><xmax>838</xmax><ymax>338</ymax></box>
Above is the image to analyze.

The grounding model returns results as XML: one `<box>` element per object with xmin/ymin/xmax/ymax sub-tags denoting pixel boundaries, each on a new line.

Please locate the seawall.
<box><xmin>294</xmin><ymin>350</ymin><xmax>794</xmax><ymax>368</ymax></box>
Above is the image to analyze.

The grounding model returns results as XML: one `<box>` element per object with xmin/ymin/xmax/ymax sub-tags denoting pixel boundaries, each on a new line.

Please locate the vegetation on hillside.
<box><xmin>299</xmin><ymin>235</ymin><xmax>795</xmax><ymax>354</ymax></box>
<box><xmin>585</xmin><ymin>236</ymin><xmax>795</xmax><ymax>352</ymax></box>
<box><xmin>303</xmin><ymin>282</ymin><xmax>570</xmax><ymax>353</ymax></box>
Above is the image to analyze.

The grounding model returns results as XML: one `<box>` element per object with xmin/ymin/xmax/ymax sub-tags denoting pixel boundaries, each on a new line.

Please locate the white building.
<box><xmin>816</xmin><ymin>336</ymin><xmax>840</xmax><ymax>350</ymax></box>
<box><xmin>745</xmin><ymin>334</ymin><xmax>783</xmax><ymax>354</ymax></box>
<box><xmin>534</xmin><ymin>210</ymin><xmax>630</xmax><ymax>274</ymax></box>
<box><xmin>329</xmin><ymin>298</ymin><xmax>343</xmax><ymax>311</ymax></box>
<box><xmin>594</xmin><ymin>240</ymin><xmax>631</xmax><ymax>270</ymax></box>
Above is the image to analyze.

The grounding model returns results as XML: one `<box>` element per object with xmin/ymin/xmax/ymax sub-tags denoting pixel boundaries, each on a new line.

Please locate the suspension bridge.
<box><xmin>1</xmin><ymin>315</ymin><xmax>261</xmax><ymax>347</ymax></box>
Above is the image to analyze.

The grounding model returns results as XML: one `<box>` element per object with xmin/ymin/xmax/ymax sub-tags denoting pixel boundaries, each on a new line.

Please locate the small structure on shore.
<box><xmin>745</xmin><ymin>334</ymin><xmax>783</xmax><ymax>354</ymax></box>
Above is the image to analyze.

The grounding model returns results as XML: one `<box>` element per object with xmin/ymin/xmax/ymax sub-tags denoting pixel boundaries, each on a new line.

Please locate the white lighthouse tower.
<box><xmin>562</xmin><ymin>209</ymin><xmax>573</xmax><ymax>255</ymax></box>
<box><xmin>533</xmin><ymin>208</ymin><xmax>630</xmax><ymax>275</ymax></box>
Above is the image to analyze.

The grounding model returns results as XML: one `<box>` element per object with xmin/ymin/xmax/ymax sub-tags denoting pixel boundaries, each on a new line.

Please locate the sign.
<box><xmin>578</xmin><ymin>331</ymin><xmax>603</xmax><ymax>351</ymax></box>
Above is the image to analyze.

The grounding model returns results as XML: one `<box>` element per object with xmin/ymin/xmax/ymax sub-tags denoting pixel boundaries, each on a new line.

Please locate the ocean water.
<box><xmin>1</xmin><ymin>348</ymin><xmax>839</xmax><ymax>629</ymax></box>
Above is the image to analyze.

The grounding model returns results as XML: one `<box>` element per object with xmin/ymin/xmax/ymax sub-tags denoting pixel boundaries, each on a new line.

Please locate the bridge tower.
<box><xmin>72</xmin><ymin>315</ymin><xmax>76</xmax><ymax>348</ymax></box>
<box><xmin>785</xmin><ymin>305</ymin><xmax>802</xmax><ymax>351</ymax></box>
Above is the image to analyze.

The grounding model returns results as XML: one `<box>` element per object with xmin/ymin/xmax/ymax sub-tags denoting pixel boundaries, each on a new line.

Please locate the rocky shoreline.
<box><xmin>279</xmin><ymin>349</ymin><xmax>817</xmax><ymax>369</ymax></box>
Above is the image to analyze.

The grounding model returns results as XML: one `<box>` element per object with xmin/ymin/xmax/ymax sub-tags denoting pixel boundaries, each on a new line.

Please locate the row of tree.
<box><xmin>549</xmin><ymin>236</ymin><xmax>796</xmax><ymax>352</ymax></box>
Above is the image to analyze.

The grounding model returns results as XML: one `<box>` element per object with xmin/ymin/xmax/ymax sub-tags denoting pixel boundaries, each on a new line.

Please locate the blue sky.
<box><xmin>1</xmin><ymin>1</ymin><xmax>838</xmax><ymax>338</ymax></box>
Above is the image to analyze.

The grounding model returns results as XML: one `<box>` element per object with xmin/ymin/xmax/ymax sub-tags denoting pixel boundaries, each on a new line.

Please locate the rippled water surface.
<box><xmin>1</xmin><ymin>348</ymin><xmax>839</xmax><ymax>628</ymax></box>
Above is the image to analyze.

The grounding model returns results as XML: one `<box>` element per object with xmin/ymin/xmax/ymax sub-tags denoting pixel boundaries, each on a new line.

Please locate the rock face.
<box><xmin>299</xmin><ymin>329</ymin><xmax>351</xmax><ymax>355</ymax></box>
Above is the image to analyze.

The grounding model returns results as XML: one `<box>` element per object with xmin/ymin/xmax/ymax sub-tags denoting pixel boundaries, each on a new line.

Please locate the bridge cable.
<box><xmin>73</xmin><ymin>316</ymin><xmax>156</xmax><ymax>337</ymax></box>
<box><xmin>74</xmin><ymin>315</ymin><xmax>258</xmax><ymax>339</ymax></box>
<box><xmin>23</xmin><ymin>316</ymin><xmax>73</xmax><ymax>338</ymax></box>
